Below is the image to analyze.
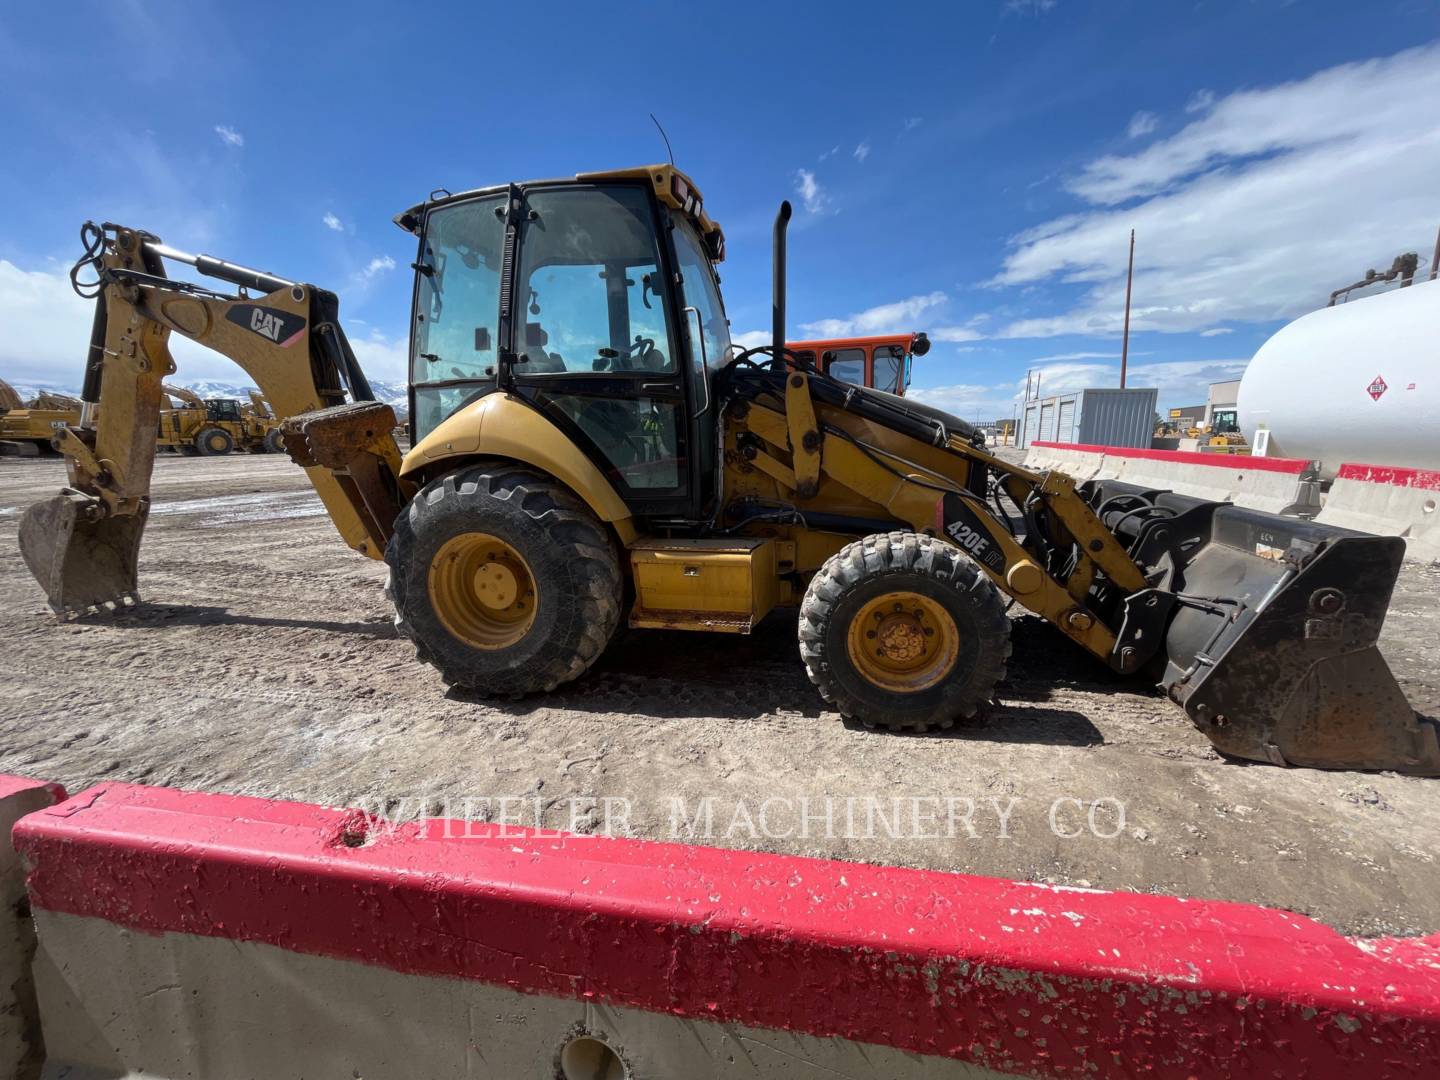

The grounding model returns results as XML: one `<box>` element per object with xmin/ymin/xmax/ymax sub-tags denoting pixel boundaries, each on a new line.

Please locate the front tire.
<box><xmin>195</xmin><ymin>427</ymin><xmax>234</xmax><ymax>456</ymax></box>
<box><xmin>799</xmin><ymin>532</ymin><xmax>1011</xmax><ymax>731</ymax></box>
<box><xmin>385</xmin><ymin>463</ymin><xmax>622</xmax><ymax>695</ymax></box>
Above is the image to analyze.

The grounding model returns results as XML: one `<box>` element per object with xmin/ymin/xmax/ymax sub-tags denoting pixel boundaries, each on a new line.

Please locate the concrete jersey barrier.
<box><xmin>14</xmin><ymin>781</ymin><xmax>1440</xmax><ymax>1079</ymax></box>
<box><xmin>0</xmin><ymin>775</ymin><xmax>66</xmax><ymax>1080</ymax></box>
<box><xmin>1025</xmin><ymin>441</ymin><xmax>1322</xmax><ymax>515</ymax></box>
<box><xmin>1317</xmin><ymin>463</ymin><xmax>1440</xmax><ymax>563</ymax></box>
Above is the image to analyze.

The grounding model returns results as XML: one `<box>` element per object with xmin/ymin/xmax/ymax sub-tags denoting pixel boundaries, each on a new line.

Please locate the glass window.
<box><xmin>532</xmin><ymin>389</ymin><xmax>682</xmax><ymax>490</ymax></box>
<box><xmin>670</xmin><ymin>212</ymin><xmax>731</xmax><ymax>374</ymax></box>
<box><xmin>873</xmin><ymin>345</ymin><xmax>905</xmax><ymax>393</ymax></box>
<box><xmin>514</xmin><ymin>187</ymin><xmax>673</xmax><ymax>375</ymax></box>
<box><xmin>413</xmin><ymin>195</ymin><xmax>504</xmax><ymax>397</ymax></box>
<box><xmin>825</xmin><ymin>347</ymin><xmax>866</xmax><ymax>386</ymax></box>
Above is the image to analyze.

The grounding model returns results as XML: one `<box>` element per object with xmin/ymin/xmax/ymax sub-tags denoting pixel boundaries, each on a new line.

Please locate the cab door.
<box><xmin>509</xmin><ymin>184</ymin><xmax>695</xmax><ymax>517</ymax></box>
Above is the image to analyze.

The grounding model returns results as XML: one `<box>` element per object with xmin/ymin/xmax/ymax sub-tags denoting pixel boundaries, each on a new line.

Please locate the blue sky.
<box><xmin>2</xmin><ymin>0</ymin><xmax>1438</xmax><ymax>418</ymax></box>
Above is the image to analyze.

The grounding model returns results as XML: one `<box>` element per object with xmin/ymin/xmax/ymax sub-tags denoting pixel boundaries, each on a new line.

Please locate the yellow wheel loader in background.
<box><xmin>158</xmin><ymin>383</ymin><xmax>282</xmax><ymax>455</ymax></box>
<box><xmin>0</xmin><ymin>378</ymin><xmax>80</xmax><ymax>457</ymax></box>
<box><xmin>17</xmin><ymin>168</ymin><xmax>1439</xmax><ymax>775</ymax></box>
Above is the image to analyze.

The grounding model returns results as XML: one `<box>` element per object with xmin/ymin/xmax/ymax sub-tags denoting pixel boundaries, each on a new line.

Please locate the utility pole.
<box><xmin>1120</xmin><ymin>229</ymin><xmax>1135</xmax><ymax>389</ymax></box>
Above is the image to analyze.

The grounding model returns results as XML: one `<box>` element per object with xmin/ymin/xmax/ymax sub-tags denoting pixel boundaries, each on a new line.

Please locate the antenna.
<box><xmin>650</xmin><ymin>113</ymin><xmax>675</xmax><ymax>166</ymax></box>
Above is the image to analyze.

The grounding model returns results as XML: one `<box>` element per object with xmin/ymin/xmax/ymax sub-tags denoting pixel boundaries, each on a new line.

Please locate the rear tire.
<box><xmin>195</xmin><ymin>427</ymin><xmax>233</xmax><ymax>456</ymax></box>
<box><xmin>385</xmin><ymin>463</ymin><xmax>622</xmax><ymax>695</ymax></box>
<box><xmin>799</xmin><ymin>532</ymin><xmax>1011</xmax><ymax>731</ymax></box>
<box><xmin>263</xmin><ymin>428</ymin><xmax>284</xmax><ymax>453</ymax></box>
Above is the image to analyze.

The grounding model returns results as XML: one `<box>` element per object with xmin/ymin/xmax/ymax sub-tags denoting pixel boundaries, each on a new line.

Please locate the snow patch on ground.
<box><xmin>151</xmin><ymin>490</ymin><xmax>325</xmax><ymax>526</ymax></box>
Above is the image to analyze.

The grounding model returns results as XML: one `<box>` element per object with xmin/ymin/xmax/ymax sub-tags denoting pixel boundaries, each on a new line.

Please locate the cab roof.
<box><xmin>393</xmin><ymin>164</ymin><xmax>725</xmax><ymax>261</ymax></box>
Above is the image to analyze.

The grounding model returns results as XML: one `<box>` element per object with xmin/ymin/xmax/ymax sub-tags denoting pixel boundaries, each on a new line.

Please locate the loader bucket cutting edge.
<box><xmin>18</xmin><ymin>490</ymin><xmax>147</xmax><ymax>617</ymax></box>
<box><xmin>1152</xmin><ymin>504</ymin><xmax>1439</xmax><ymax>776</ymax></box>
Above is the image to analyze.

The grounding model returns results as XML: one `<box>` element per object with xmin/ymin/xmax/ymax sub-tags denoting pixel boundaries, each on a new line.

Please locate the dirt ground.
<box><xmin>1</xmin><ymin>452</ymin><xmax>1437</xmax><ymax>937</ymax></box>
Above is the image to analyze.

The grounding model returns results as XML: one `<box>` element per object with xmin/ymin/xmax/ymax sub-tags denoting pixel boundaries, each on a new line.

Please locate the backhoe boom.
<box><xmin>19</xmin><ymin>222</ymin><xmax>411</xmax><ymax>615</ymax></box>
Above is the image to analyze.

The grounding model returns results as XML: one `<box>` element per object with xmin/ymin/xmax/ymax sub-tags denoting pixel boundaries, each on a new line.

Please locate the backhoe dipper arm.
<box><xmin>19</xmin><ymin>222</ymin><xmax>411</xmax><ymax>616</ymax></box>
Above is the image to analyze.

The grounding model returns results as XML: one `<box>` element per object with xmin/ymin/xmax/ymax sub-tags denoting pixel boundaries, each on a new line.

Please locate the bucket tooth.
<box><xmin>18</xmin><ymin>490</ymin><xmax>148</xmax><ymax>618</ymax></box>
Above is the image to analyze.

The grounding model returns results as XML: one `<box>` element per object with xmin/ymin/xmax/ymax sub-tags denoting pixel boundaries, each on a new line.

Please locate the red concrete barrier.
<box><xmin>16</xmin><ymin>782</ymin><xmax>1440</xmax><ymax>1079</ymax></box>
<box><xmin>1026</xmin><ymin>441</ymin><xmax>1322</xmax><ymax>515</ymax></box>
<box><xmin>1318</xmin><ymin>462</ymin><xmax>1440</xmax><ymax>562</ymax></box>
<box><xmin>0</xmin><ymin>775</ymin><xmax>66</xmax><ymax>1080</ymax></box>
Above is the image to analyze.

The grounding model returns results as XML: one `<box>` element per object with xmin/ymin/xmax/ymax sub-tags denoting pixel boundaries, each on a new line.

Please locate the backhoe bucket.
<box><xmin>18</xmin><ymin>490</ymin><xmax>147</xmax><ymax>617</ymax></box>
<box><xmin>1090</xmin><ymin>484</ymin><xmax>1438</xmax><ymax>775</ymax></box>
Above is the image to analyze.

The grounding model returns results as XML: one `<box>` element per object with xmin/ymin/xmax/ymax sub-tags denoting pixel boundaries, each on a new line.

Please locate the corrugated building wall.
<box><xmin>1018</xmin><ymin>388</ymin><xmax>1157</xmax><ymax>449</ymax></box>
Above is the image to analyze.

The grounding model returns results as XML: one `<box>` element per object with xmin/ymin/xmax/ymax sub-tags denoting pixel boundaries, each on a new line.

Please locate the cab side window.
<box><xmin>825</xmin><ymin>348</ymin><xmax>866</xmax><ymax>386</ymax></box>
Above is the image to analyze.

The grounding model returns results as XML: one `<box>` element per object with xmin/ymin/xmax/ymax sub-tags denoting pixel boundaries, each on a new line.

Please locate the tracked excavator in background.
<box><xmin>17</xmin><ymin>166</ymin><xmax>1438</xmax><ymax>775</ymax></box>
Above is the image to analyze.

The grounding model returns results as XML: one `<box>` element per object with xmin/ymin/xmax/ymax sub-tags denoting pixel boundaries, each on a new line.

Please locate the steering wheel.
<box><xmin>592</xmin><ymin>336</ymin><xmax>657</xmax><ymax>372</ymax></box>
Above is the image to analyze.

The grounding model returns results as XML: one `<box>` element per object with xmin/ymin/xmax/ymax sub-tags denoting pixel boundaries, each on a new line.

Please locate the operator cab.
<box><xmin>204</xmin><ymin>398</ymin><xmax>243</xmax><ymax>422</ymax></box>
<box><xmin>786</xmin><ymin>333</ymin><xmax>930</xmax><ymax>397</ymax></box>
<box><xmin>398</xmin><ymin>166</ymin><xmax>730</xmax><ymax>520</ymax></box>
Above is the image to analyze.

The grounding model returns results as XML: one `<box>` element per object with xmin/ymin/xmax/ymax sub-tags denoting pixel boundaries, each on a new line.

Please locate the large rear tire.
<box><xmin>799</xmin><ymin>532</ymin><xmax>1011</xmax><ymax>731</ymax></box>
<box><xmin>385</xmin><ymin>463</ymin><xmax>622</xmax><ymax>695</ymax></box>
<box><xmin>195</xmin><ymin>427</ymin><xmax>234</xmax><ymax>456</ymax></box>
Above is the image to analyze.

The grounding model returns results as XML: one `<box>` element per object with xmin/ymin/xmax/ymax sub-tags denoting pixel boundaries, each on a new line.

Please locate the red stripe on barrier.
<box><xmin>1032</xmin><ymin>440</ymin><xmax>1312</xmax><ymax>474</ymax></box>
<box><xmin>1335</xmin><ymin>462</ymin><xmax>1440</xmax><ymax>490</ymax></box>
<box><xmin>16</xmin><ymin>783</ymin><xmax>1440</xmax><ymax>1078</ymax></box>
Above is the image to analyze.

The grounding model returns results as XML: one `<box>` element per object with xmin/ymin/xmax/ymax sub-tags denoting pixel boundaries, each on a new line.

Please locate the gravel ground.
<box><xmin>0</xmin><ymin>452</ymin><xmax>1436</xmax><ymax>936</ymax></box>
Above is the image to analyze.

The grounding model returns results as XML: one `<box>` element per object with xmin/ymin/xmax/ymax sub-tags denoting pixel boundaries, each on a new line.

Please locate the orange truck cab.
<box><xmin>785</xmin><ymin>332</ymin><xmax>929</xmax><ymax>396</ymax></box>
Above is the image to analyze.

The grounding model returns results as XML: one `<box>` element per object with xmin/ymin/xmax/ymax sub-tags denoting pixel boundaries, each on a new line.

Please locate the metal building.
<box><xmin>1017</xmin><ymin>387</ymin><xmax>1158</xmax><ymax>450</ymax></box>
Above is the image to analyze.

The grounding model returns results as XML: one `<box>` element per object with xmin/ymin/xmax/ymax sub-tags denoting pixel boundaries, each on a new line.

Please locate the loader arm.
<box><xmin>723</xmin><ymin>363</ymin><xmax>1438</xmax><ymax>775</ymax></box>
<box><xmin>19</xmin><ymin>221</ymin><xmax>413</xmax><ymax>616</ymax></box>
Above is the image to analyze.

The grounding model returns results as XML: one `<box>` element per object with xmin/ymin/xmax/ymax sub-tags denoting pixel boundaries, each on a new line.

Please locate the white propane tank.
<box><xmin>1238</xmin><ymin>278</ymin><xmax>1440</xmax><ymax>478</ymax></box>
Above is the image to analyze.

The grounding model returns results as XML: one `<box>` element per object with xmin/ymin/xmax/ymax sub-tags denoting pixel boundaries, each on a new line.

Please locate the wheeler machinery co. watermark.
<box><xmin>348</xmin><ymin>794</ymin><xmax>1129</xmax><ymax>842</ymax></box>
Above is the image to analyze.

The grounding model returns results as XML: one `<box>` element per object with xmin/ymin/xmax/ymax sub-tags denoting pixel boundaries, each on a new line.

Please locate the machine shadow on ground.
<box><xmin>450</xmin><ymin>609</ymin><xmax>1107</xmax><ymax>747</ymax></box>
<box><xmin>72</xmin><ymin>603</ymin><xmax>398</xmax><ymax>640</ymax></box>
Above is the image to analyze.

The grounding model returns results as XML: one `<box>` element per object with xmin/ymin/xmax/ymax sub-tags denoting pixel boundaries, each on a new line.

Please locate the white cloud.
<box><xmin>1018</xmin><ymin>357</ymin><xmax>1248</xmax><ymax>406</ymax></box>
<box><xmin>991</xmin><ymin>43</ymin><xmax>1440</xmax><ymax>338</ymax></box>
<box><xmin>903</xmin><ymin>117</ymin><xmax>923</xmax><ymax>132</ymax></box>
<box><xmin>794</xmin><ymin>169</ymin><xmax>830</xmax><ymax>214</ymax></box>
<box><xmin>361</xmin><ymin>255</ymin><xmax>396</xmax><ymax>279</ymax></box>
<box><xmin>0</xmin><ymin>260</ymin><xmax>99</xmax><ymax>383</ymax></box>
<box><xmin>908</xmin><ymin>383</ymin><xmax>1009</xmax><ymax>419</ymax></box>
<box><xmin>1185</xmin><ymin>88</ymin><xmax>1215</xmax><ymax>114</ymax></box>
<box><xmin>929</xmin><ymin>327</ymin><xmax>985</xmax><ymax>343</ymax></box>
<box><xmin>214</xmin><ymin>125</ymin><xmax>244</xmax><ymax>148</ymax></box>
<box><xmin>854</xmin><ymin>142</ymin><xmax>871</xmax><ymax>163</ymax></box>
<box><xmin>731</xmin><ymin>329</ymin><xmax>775</xmax><ymax>350</ymax></box>
<box><xmin>799</xmin><ymin>291</ymin><xmax>947</xmax><ymax>337</ymax></box>
<box><xmin>1126</xmin><ymin>110</ymin><xmax>1158</xmax><ymax>139</ymax></box>
<box><xmin>323</xmin><ymin>212</ymin><xmax>344</xmax><ymax>232</ymax></box>
<box><xmin>0</xmin><ymin>258</ymin><xmax>277</xmax><ymax>385</ymax></box>
<box><xmin>818</xmin><ymin>145</ymin><xmax>841</xmax><ymax>162</ymax></box>
<box><xmin>1002</xmin><ymin>0</ymin><xmax>1056</xmax><ymax>15</ymax></box>
<box><xmin>1199</xmin><ymin>327</ymin><xmax>1233</xmax><ymax>337</ymax></box>
<box><xmin>348</xmin><ymin>330</ymin><xmax>409</xmax><ymax>382</ymax></box>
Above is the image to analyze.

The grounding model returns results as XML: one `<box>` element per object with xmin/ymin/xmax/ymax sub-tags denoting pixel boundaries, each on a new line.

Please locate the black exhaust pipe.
<box><xmin>772</xmin><ymin>201</ymin><xmax>792</xmax><ymax>365</ymax></box>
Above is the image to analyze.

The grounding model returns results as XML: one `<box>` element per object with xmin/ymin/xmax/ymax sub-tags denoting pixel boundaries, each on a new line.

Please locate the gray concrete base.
<box><xmin>0</xmin><ymin>783</ymin><xmax>60</xmax><ymax>1080</ymax></box>
<box><xmin>34</xmin><ymin>911</ymin><xmax>1020</xmax><ymax>1080</ymax></box>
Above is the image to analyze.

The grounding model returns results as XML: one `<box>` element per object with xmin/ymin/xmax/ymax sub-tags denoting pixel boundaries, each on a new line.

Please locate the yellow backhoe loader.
<box><xmin>18</xmin><ymin>169</ymin><xmax>1438</xmax><ymax>775</ymax></box>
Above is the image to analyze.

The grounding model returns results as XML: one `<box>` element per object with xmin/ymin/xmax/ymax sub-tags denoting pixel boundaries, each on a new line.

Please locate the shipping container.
<box><xmin>1017</xmin><ymin>387</ymin><xmax>1158</xmax><ymax>450</ymax></box>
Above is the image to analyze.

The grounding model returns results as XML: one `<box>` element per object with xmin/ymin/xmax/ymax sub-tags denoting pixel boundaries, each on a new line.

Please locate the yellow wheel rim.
<box><xmin>427</xmin><ymin>533</ymin><xmax>537</xmax><ymax>650</ymax></box>
<box><xmin>846</xmin><ymin>590</ymin><xmax>960</xmax><ymax>693</ymax></box>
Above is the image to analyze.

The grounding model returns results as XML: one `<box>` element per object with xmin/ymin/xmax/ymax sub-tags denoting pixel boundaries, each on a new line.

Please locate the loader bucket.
<box><xmin>1088</xmin><ymin>483</ymin><xmax>1438</xmax><ymax>775</ymax></box>
<box><xmin>18</xmin><ymin>490</ymin><xmax>147</xmax><ymax>617</ymax></box>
